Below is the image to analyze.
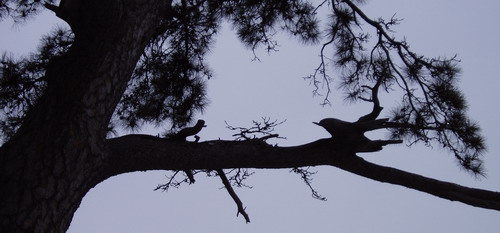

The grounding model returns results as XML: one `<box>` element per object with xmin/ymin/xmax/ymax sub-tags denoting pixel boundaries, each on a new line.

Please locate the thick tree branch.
<box><xmin>105</xmin><ymin>135</ymin><xmax>500</xmax><ymax>211</ymax></box>
<box><xmin>335</xmin><ymin>155</ymin><xmax>500</xmax><ymax>211</ymax></box>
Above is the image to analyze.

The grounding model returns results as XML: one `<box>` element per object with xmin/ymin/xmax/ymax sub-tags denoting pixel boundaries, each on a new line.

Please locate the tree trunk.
<box><xmin>0</xmin><ymin>0</ymin><xmax>166</xmax><ymax>232</ymax></box>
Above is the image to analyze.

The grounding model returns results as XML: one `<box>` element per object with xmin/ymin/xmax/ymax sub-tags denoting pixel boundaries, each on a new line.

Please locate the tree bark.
<box><xmin>105</xmin><ymin>135</ymin><xmax>500</xmax><ymax>211</ymax></box>
<box><xmin>0</xmin><ymin>1</ymin><xmax>166</xmax><ymax>232</ymax></box>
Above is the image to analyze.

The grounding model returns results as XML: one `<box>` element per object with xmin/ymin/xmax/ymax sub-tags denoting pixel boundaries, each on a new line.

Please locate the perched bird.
<box><xmin>170</xmin><ymin>120</ymin><xmax>206</xmax><ymax>141</ymax></box>
<box><xmin>314</xmin><ymin>118</ymin><xmax>401</xmax><ymax>153</ymax></box>
<box><xmin>314</xmin><ymin>118</ymin><xmax>371</xmax><ymax>145</ymax></box>
<box><xmin>170</xmin><ymin>119</ymin><xmax>206</xmax><ymax>184</ymax></box>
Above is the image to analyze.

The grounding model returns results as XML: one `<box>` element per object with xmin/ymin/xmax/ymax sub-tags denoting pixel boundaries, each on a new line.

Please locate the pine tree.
<box><xmin>0</xmin><ymin>1</ymin><xmax>497</xmax><ymax>232</ymax></box>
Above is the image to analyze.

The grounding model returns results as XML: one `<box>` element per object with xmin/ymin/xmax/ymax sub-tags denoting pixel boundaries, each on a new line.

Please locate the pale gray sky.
<box><xmin>1</xmin><ymin>1</ymin><xmax>500</xmax><ymax>232</ymax></box>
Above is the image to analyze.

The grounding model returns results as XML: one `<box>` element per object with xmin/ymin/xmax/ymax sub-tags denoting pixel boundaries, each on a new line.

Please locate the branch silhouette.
<box><xmin>106</xmin><ymin>135</ymin><xmax>500</xmax><ymax>211</ymax></box>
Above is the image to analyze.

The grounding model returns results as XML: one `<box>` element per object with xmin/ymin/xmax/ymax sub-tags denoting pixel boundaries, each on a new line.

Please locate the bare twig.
<box><xmin>356</xmin><ymin>75</ymin><xmax>383</xmax><ymax>122</ymax></box>
<box><xmin>226</xmin><ymin>168</ymin><xmax>255</xmax><ymax>188</ymax></box>
<box><xmin>216</xmin><ymin>168</ymin><xmax>251</xmax><ymax>223</ymax></box>
<box><xmin>225</xmin><ymin>117</ymin><xmax>286</xmax><ymax>141</ymax></box>
<box><xmin>291</xmin><ymin>167</ymin><xmax>327</xmax><ymax>201</ymax></box>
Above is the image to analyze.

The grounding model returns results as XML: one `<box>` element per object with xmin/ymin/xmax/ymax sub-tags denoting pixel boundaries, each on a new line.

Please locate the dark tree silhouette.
<box><xmin>0</xmin><ymin>0</ymin><xmax>498</xmax><ymax>232</ymax></box>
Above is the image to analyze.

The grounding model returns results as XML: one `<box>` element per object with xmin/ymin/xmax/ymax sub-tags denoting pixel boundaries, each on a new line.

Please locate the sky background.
<box><xmin>1</xmin><ymin>1</ymin><xmax>500</xmax><ymax>232</ymax></box>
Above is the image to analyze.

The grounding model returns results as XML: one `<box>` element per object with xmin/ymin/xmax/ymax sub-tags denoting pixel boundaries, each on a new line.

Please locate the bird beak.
<box><xmin>312</xmin><ymin>122</ymin><xmax>320</xmax><ymax>126</ymax></box>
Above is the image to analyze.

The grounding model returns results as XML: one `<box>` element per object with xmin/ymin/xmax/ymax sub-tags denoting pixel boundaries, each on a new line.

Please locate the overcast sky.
<box><xmin>1</xmin><ymin>1</ymin><xmax>500</xmax><ymax>233</ymax></box>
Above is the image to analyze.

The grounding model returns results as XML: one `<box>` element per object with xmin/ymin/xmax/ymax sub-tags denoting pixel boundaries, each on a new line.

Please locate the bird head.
<box><xmin>313</xmin><ymin>118</ymin><xmax>339</xmax><ymax>128</ymax></box>
<box><xmin>313</xmin><ymin>118</ymin><xmax>335</xmax><ymax>136</ymax></box>
<box><xmin>313</xmin><ymin>118</ymin><xmax>351</xmax><ymax>137</ymax></box>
